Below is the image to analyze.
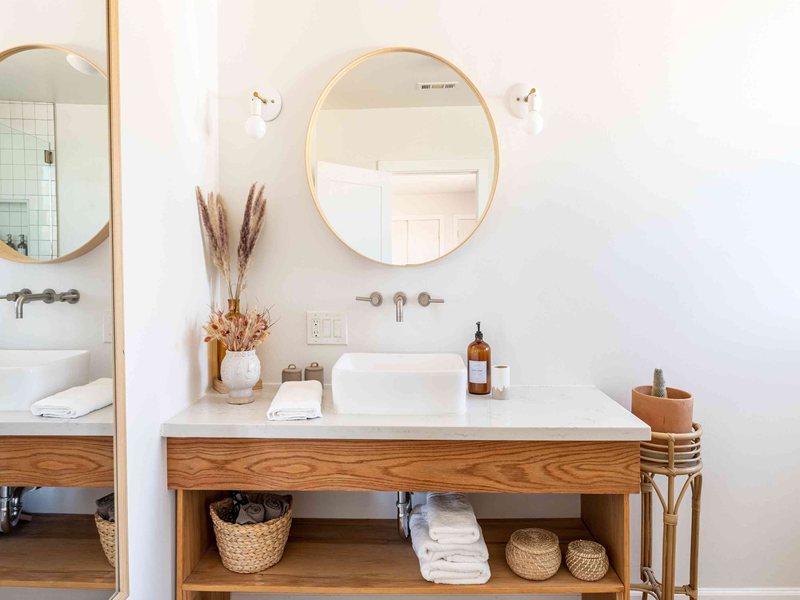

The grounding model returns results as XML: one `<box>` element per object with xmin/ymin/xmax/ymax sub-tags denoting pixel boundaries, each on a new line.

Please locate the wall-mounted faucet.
<box><xmin>3</xmin><ymin>288</ymin><xmax>80</xmax><ymax>319</ymax></box>
<box><xmin>393</xmin><ymin>292</ymin><xmax>407</xmax><ymax>323</ymax></box>
<box><xmin>356</xmin><ymin>291</ymin><xmax>444</xmax><ymax>322</ymax></box>
<box><xmin>418</xmin><ymin>292</ymin><xmax>444</xmax><ymax>307</ymax></box>
<box><xmin>355</xmin><ymin>291</ymin><xmax>383</xmax><ymax>307</ymax></box>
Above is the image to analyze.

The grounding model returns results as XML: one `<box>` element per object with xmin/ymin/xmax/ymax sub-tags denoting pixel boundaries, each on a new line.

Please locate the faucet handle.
<box><xmin>356</xmin><ymin>292</ymin><xmax>383</xmax><ymax>307</ymax></box>
<box><xmin>418</xmin><ymin>292</ymin><xmax>444</xmax><ymax>307</ymax></box>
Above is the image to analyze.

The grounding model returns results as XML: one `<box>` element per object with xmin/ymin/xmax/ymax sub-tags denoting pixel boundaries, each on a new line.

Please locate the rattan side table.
<box><xmin>633</xmin><ymin>423</ymin><xmax>703</xmax><ymax>600</ymax></box>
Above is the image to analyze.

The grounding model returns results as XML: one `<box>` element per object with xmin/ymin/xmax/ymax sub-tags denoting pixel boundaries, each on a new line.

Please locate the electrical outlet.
<box><xmin>307</xmin><ymin>311</ymin><xmax>347</xmax><ymax>345</ymax></box>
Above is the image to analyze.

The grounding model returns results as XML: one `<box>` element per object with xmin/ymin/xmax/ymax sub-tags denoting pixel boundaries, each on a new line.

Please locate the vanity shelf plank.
<box><xmin>168</xmin><ymin>438</ymin><xmax>640</xmax><ymax>494</ymax></box>
<box><xmin>0</xmin><ymin>435</ymin><xmax>114</xmax><ymax>487</ymax></box>
<box><xmin>0</xmin><ymin>513</ymin><xmax>115</xmax><ymax>590</ymax></box>
<box><xmin>182</xmin><ymin>518</ymin><xmax>623</xmax><ymax>595</ymax></box>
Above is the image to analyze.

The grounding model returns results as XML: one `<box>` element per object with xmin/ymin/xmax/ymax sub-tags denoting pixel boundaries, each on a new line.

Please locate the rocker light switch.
<box><xmin>307</xmin><ymin>311</ymin><xmax>347</xmax><ymax>345</ymax></box>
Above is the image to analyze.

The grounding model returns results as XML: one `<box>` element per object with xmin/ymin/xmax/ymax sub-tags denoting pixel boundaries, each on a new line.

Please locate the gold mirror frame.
<box><xmin>0</xmin><ymin>44</ymin><xmax>110</xmax><ymax>264</ymax></box>
<box><xmin>305</xmin><ymin>47</ymin><xmax>500</xmax><ymax>267</ymax></box>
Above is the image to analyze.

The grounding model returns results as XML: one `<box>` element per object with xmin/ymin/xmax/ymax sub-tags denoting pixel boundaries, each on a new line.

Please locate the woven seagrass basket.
<box><xmin>505</xmin><ymin>528</ymin><xmax>561</xmax><ymax>581</ymax></box>
<box><xmin>94</xmin><ymin>512</ymin><xmax>116</xmax><ymax>567</ymax></box>
<box><xmin>566</xmin><ymin>539</ymin><xmax>609</xmax><ymax>581</ymax></box>
<box><xmin>210</xmin><ymin>496</ymin><xmax>293</xmax><ymax>574</ymax></box>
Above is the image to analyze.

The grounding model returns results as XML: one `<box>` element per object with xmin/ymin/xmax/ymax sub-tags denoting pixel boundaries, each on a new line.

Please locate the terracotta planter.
<box><xmin>631</xmin><ymin>386</ymin><xmax>693</xmax><ymax>435</ymax></box>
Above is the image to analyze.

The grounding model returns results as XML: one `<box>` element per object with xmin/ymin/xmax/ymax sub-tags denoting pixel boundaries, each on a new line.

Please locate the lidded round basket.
<box><xmin>505</xmin><ymin>528</ymin><xmax>561</xmax><ymax>581</ymax></box>
<box><xmin>566</xmin><ymin>539</ymin><xmax>609</xmax><ymax>581</ymax></box>
<box><xmin>210</xmin><ymin>496</ymin><xmax>293</xmax><ymax>574</ymax></box>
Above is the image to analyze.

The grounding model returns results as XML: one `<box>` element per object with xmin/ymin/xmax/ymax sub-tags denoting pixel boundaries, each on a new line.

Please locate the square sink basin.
<box><xmin>331</xmin><ymin>353</ymin><xmax>467</xmax><ymax>416</ymax></box>
<box><xmin>0</xmin><ymin>349</ymin><xmax>90</xmax><ymax>411</ymax></box>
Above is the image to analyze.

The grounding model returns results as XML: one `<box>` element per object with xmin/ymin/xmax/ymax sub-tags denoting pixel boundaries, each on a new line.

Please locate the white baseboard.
<box><xmin>697</xmin><ymin>590</ymin><xmax>800</xmax><ymax>600</ymax></box>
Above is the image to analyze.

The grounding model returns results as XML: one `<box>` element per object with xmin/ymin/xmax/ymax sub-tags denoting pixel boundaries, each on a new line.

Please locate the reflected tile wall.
<box><xmin>0</xmin><ymin>100</ymin><xmax>57</xmax><ymax>260</ymax></box>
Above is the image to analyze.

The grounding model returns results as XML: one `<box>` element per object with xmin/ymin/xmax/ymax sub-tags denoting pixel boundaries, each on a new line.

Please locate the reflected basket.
<box><xmin>94</xmin><ymin>512</ymin><xmax>116</xmax><ymax>567</ymax></box>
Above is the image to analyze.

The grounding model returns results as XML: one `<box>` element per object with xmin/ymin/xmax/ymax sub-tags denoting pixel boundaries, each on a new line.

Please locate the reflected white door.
<box><xmin>455</xmin><ymin>217</ymin><xmax>478</xmax><ymax>243</ymax></box>
<box><xmin>392</xmin><ymin>216</ymin><xmax>443</xmax><ymax>264</ymax></box>
<box><xmin>316</xmin><ymin>161</ymin><xmax>392</xmax><ymax>262</ymax></box>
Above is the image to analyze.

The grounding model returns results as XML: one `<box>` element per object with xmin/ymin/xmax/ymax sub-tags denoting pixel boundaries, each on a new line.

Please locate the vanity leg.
<box><xmin>581</xmin><ymin>494</ymin><xmax>630</xmax><ymax>600</ymax></box>
<box><xmin>176</xmin><ymin>489</ymin><xmax>229</xmax><ymax>600</ymax></box>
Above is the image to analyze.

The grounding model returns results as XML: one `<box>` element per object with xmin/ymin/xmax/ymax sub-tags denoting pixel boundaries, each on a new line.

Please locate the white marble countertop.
<box><xmin>161</xmin><ymin>385</ymin><xmax>649</xmax><ymax>441</ymax></box>
<box><xmin>0</xmin><ymin>405</ymin><xmax>114</xmax><ymax>437</ymax></box>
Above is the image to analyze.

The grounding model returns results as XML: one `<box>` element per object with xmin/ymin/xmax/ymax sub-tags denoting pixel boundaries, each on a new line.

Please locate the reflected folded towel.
<box><xmin>30</xmin><ymin>378</ymin><xmax>113</xmax><ymax>419</ymax></box>
<box><xmin>425</xmin><ymin>492</ymin><xmax>481</xmax><ymax>545</ymax></box>
<box><xmin>411</xmin><ymin>505</ymin><xmax>488</xmax><ymax>563</ymax></box>
<box><xmin>418</xmin><ymin>555</ymin><xmax>491</xmax><ymax>585</ymax></box>
<box><xmin>235</xmin><ymin>502</ymin><xmax>266</xmax><ymax>524</ymax></box>
<box><xmin>267</xmin><ymin>380</ymin><xmax>323</xmax><ymax>421</ymax></box>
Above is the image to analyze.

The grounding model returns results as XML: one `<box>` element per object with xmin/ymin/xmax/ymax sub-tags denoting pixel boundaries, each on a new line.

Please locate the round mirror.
<box><xmin>306</xmin><ymin>48</ymin><xmax>498</xmax><ymax>266</ymax></box>
<box><xmin>0</xmin><ymin>45</ymin><xmax>109</xmax><ymax>263</ymax></box>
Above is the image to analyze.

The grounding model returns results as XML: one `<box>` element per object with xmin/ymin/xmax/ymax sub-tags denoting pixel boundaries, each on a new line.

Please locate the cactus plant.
<box><xmin>652</xmin><ymin>368</ymin><xmax>667</xmax><ymax>398</ymax></box>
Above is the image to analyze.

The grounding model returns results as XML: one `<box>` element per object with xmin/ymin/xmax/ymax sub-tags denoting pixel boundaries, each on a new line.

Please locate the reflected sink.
<box><xmin>0</xmin><ymin>349</ymin><xmax>90</xmax><ymax>411</ymax></box>
<box><xmin>331</xmin><ymin>353</ymin><xmax>467</xmax><ymax>416</ymax></box>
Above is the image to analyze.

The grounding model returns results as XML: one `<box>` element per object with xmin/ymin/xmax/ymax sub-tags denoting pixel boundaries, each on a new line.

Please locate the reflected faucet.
<box><xmin>393</xmin><ymin>292</ymin><xmax>407</xmax><ymax>323</ymax></box>
<box><xmin>3</xmin><ymin>288</ymin><xmax>80</xmax><ymax>319</ymax></box>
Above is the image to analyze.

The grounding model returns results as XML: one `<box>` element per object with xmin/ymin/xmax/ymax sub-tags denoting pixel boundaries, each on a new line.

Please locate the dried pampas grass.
<box><xmin>196</xmin><ymin>187</ymin><xmax>233</xmax><ymax>298</ymax></box>
<box><xmin>236</xmin><ymin>183</ymin><xmax>267</xmax><ymax>299</ymax></box>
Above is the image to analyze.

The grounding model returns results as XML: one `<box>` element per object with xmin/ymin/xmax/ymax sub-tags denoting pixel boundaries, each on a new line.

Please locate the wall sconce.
<box><xmin>506</xmin><ymin>83</ymin><xmax>543</xmax><ymax>135</ymax></box>
<box><xmin>245</xmin><ymin>88</ymin><xmax>282</xmax><ymax>139</ymax></box>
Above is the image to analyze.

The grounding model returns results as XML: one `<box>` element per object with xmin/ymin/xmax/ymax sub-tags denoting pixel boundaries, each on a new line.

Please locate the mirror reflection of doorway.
<box><xmin>389</xmin><ymin>171</ymin><xmax>477</xmax><ymax>265</ymax></box>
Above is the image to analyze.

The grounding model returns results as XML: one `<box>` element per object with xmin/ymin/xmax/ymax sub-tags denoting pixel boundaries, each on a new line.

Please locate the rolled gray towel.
<box><xmin>96</xmin><ymin>492</ymin><xmax>115</xmax><ymax>522</ymax></box>
<box><xmin>235</xmin><ymin>502</ymin><xmax>266</xmax><ymax>524</ymax></box>
<box><xmin>262</xmin><ymin>493</ymin><xmax>290</xmax><ymax>520</ymax></box>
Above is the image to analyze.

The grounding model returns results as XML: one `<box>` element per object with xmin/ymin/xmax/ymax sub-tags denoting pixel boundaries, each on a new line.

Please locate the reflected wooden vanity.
<box><xmin>0</xmin><ymin>409</ymin><xmax>115</xmax><ymax>590</ymax></box>
<box><xmin>164</xmin><ymin>387</ymin><xmax>648</xmax><ymax>600</ymax></box>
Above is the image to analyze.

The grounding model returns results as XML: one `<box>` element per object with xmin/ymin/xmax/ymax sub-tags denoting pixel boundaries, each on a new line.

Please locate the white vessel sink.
<box><xmin>331</xmin><ymin>353</ymin><xmax>467</xmax><ymax>416</ymax></box>
<box><xmin>0</xmin><ymin>349</ymin><xmax>90</xmax><ymax>411</ymax></box>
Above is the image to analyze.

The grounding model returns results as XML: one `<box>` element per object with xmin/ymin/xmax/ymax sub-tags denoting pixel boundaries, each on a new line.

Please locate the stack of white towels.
<box><xmin>410</xmin><ymin>492</ymin><xmax>491</xmax><ymax>585</ymax></box>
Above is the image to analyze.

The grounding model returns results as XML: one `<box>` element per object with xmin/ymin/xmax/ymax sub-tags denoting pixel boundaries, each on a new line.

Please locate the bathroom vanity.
<box><xmin>0</xmin><ymin>408</ymin><xmax>115</xmax><ymax>590</ymax></box>
<box><xmin>163</xmin><ymin>386</ymin><xmax>649</xmax><ymax>599</ymax></box>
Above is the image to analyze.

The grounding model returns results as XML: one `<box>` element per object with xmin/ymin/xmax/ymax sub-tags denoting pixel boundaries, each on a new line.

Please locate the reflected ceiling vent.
<box><xmin>416</xmin><ymin>82</ymin><xmax>458</xmax><ymax>91</ymax></box>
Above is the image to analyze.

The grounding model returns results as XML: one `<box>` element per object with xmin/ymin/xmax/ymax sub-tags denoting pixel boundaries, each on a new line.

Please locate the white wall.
<box><xmin>0</xmin><ymin>0</ymin><xmax>113</xmax><ymax>529</ymax></box>
<box><xmin>118</xmin><ymin>0</ymin><xmax>219</xmax><ymax>598</ymax></box>
<box><xmin>55</xmin><ymin>102</ymin><xmax>110</xmax><ymax>255</ymax></box>
<box><xmin>216</xmin><ymin>0</ymin><xmax>800</xmax><ymax>597</ymax></box>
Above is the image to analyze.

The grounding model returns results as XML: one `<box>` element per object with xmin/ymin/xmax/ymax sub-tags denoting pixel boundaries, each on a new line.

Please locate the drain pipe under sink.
<box><xmin>396</xmin><ymin>491</ymin><xmax>413</xmax><ymax>540</ymax></box>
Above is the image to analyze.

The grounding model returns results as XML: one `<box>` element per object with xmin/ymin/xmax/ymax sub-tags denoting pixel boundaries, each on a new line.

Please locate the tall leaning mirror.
<box><xmin>306</xmin><ymin>48</ymin><xmax>499</xmax><ymax>266</ymax></box>
<box><xmin>0</xmin><ymin>0</ymin><xmax>126</xmax><ymax>597</ymax></box>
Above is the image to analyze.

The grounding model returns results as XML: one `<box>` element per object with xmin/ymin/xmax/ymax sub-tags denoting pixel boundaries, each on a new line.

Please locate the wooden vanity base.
<box><xmin>169</xmin><ymin>437</ymin><xmax>636</xmax><ymax>600</ymax></box>
<box><xmin>0</xmin><ymin>435</ymin><xmax>114</xmax><ymax>488</ymax></box>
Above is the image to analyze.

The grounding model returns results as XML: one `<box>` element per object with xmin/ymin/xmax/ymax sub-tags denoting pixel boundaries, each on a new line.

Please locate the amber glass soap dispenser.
<box><xmin>467</xmin><ymin>321</ymin><xmax>491</xmax><ymax>395</ymax></box>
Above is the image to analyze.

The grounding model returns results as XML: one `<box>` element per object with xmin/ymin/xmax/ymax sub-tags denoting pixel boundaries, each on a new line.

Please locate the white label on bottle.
<box><xmin>469</xmin><ymin>360</ymin><xmax>487</xmax><ymax>384</ymax></box>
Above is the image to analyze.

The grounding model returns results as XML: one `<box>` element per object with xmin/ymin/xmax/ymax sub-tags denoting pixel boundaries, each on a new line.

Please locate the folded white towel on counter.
<box><xmin>30</xmin><ymin>378</ymin><xmax>113</xmax><ymax>419</ymax></box>
<box><xmin>267</xmin><ymin>380</ymin><xmax>323</xmax><ymax>421</ymax></box>
<box><xmin>410</xmin><ymin>505</ymin><xmax>489</xmax><ymax>564</ymax></box>
<box><xmin>425</xmin><ymin>492</ymin><xmax>481</xmax><ymax>545</ymax></box>
<box><xmin>418</xmin><ymin>555</ymin><xmax>491</xmax><ymax>585</ymax></box>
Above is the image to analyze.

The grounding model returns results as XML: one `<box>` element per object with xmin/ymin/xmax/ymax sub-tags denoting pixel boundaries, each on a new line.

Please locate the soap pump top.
<box><xmin>467</xmin><ymin>321</ymin><xmax>491</xmax><ymax>395</ymax></box>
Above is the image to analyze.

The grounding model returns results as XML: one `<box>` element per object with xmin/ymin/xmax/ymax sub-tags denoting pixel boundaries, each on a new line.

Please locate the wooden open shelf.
<box><xmin>0</xmin><ymin>513</ymin><xmax>115</xmax><ymax>590</ymax></box>
<box><xmin>183</xmin><ymin>517</ymin><xmax>622</xmax><ymax>595</ymax></box>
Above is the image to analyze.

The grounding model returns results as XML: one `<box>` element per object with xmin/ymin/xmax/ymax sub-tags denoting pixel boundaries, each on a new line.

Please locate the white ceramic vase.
<box><xmin>220</xmin><ymin>350</ymin><xmax>260</xmax><ymax>404</ymax></box>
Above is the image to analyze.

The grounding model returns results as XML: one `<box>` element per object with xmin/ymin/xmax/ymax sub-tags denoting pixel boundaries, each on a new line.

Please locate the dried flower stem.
<box><xmin>203</xmin><ymin>307</ymin><xmax>273</xmax><ymax>352</ymax></box>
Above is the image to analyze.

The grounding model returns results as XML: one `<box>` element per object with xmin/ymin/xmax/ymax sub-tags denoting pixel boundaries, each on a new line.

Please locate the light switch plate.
<box><xmin>307</xmin><ymin>311</ymin><xmax>347</xmax><ymax>345</ymax></box>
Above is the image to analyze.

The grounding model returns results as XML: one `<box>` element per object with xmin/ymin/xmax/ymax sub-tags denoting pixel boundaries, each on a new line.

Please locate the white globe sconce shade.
<box><xmin>245</xmin><ymin>88</ymin><xmax>283</xmax><ymax>139</ymax></box>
